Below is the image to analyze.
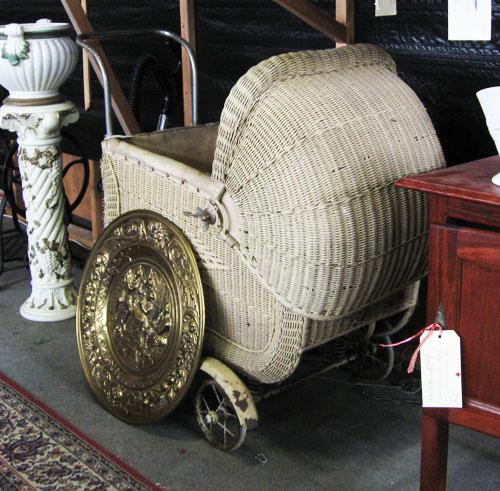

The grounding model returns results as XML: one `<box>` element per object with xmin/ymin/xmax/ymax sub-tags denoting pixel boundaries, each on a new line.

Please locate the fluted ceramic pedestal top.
<box><xmin>0</xmin><ymin>19</ymin><xmax>78</xmax><ymax>105</ymax></box>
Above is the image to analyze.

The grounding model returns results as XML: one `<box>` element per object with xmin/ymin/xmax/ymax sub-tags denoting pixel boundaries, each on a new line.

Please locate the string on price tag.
<box><xmin>380</xmin><ymin>322</ymin><xmax>443</xmax><ymax>373</ymax></box>
<box><xmin>380</xmin><ymin>322</ymin><xmax>462</xmax><ymax>407</ymax></box>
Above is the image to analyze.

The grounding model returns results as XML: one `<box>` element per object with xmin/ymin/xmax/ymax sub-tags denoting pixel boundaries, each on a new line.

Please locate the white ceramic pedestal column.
<box><xmin>0</xmin><ymin>101</ymin><xmax>79</xmax><ymax>321</ymax></box>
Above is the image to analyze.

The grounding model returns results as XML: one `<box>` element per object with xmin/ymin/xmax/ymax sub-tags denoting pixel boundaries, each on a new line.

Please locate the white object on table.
<box><xmin>477</xmin><ymin>86</ymin><xmax>500</xmax><ymax>186</ymax></box>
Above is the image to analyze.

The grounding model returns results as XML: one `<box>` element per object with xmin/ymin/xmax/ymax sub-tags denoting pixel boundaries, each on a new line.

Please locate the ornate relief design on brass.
<box><xmin>107</xmin><ymin>263</ymin><xmax>174</xmax><ymax>372</ymax></box>
<box><xmin>77</xmin><ymin>210</ymin><xmax>205</xmax><ymax>423</ymax></box>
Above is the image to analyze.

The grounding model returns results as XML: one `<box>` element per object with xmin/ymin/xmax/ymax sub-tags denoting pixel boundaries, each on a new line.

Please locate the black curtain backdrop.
<box><xmin>0</xmin><ymin>0</ymin><xmax>499</xmax><ymax>164</ymax></box>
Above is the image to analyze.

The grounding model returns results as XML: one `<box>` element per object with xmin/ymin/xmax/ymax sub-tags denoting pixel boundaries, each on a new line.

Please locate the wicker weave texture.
<box><xmin>100</xmin><ymin>147</ymin><xmax>423</xmax><ymax>383</ymax></box>
<box><xmin>100</xmin><ymin>147</ymin><xmax>419</xmax><ymax>383</ymax></box>
<box><xmin>100</xmin><ymin>149</ymin><xmax>304</xmax><ymax>383</ymax></box>
<box><xmin>98</xmin><ymin>43</ymin><xmax>445</xmax><ymax>383</ymax></box>
<box><xmin>212</xmin><ymin>44</ymin><xmax>445</xmax><ymax>320</ymax></box>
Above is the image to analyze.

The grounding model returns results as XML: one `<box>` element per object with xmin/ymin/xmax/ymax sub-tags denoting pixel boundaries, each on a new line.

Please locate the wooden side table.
<box><xmin>397</xmin><ymin>156</ymin><xmax>500</xmax><ymax>490</ymax></box>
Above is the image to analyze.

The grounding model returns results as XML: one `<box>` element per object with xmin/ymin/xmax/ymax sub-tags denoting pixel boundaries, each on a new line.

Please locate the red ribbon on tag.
<box><xmin>380</xmin><ymin>322</ymin><xmax>444</xmax><ymax>373</ymax></box>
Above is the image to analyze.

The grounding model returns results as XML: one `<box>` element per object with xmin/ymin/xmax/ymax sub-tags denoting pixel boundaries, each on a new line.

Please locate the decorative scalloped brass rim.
<box><xmin>76</xmin><ymin>210</ymin><xmax>205</xmax><ymax>424</ymax></box>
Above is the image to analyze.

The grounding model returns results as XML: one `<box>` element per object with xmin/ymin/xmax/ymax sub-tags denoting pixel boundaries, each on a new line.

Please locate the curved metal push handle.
<box><xmin>76</xmin><ymin>29</ymin><xmax>198</xmax><ymax>137</ymax></box>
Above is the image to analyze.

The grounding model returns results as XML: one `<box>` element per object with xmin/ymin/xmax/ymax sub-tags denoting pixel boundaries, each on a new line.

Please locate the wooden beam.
<box><xmin>335</xmin><ymin>0</ymin><xmax>355</xmax><ymax>46</ymax></box>
<box><xmin>81</xmin><ymin>0</ymin><xmax>91</xmax><ymax>110</ymax></box>
<box><xmin>272</xmin><ymin>0</ymin><xmax>347</xmax><ymax>43</ymax></box>
<box><xmin>179</xmin><ymin>0</ymin><xmax>196</xmax><ymax>126</ymax></box>
<box><xmin>89</xmin><ymin>158</ymin><xmax>104</xmax><ymax>241</ymax></box>
<box><xmin>61</xmin><ymin>0</ymin><xmax>140</xmax><ymax>135</ymax></box>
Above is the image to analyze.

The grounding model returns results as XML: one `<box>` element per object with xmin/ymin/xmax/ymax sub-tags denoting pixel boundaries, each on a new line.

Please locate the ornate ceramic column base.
<box><xmin>20</xmin><ymin>278</ymin><xmax>77</xmax><ymax>322</ymax></box>
<box><xmin>0</xmin><ymin>101</ymin><xmax>79</xmax><ymax>321</ymax></box>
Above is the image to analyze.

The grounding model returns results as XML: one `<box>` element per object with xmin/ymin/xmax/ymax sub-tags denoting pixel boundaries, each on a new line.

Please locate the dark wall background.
<box><xmin>1</xmin><ymin>0</ymin><xmax>499</xmax><ymax>164</ymax></box>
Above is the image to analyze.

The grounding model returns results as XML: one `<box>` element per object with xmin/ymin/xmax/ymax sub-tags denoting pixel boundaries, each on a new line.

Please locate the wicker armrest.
<box><xmin>102</xmin><ymin>134</ymin><xmax>225</xmax><ymax>203</ymax></box>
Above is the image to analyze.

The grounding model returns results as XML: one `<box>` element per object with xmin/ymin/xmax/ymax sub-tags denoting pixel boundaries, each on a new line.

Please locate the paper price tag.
<box><xmin>375</xmin><ymin>0</ymin><xmax>397</xmax><ymax>17</ymax></box>
<box><xmin>449</xmin><ymin>0</ymin><xmax>491</xmax><ymax>41</ymax></box>
<box><xmin>420</xmin><ymin>330</ymin><xmax>462</xmax><ymax>408</ymax></box>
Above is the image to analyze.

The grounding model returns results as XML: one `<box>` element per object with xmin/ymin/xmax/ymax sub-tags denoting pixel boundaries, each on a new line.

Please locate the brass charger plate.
<box><xmin>77</xmin><ymin>210</ymin><xmax>205</xmax><ymax>424</ymax></box>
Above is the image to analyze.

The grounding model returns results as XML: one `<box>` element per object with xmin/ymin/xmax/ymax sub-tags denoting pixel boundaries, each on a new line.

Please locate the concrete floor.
<box><xmin>0</xmin><ymin>238</ymin><xmax>499</xmax><ymax>490</ymax></box>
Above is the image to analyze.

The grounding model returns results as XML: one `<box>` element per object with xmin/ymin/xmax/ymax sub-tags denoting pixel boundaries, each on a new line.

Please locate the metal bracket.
<box><xmin>434</xmin><ymin>302</ymin><xmax>448</xmax><ymax>330</ymax></box>
<box><xmin>184</xmin><ymin>207</ymin><xmax>216</xmax><ymax>230</ymax></box>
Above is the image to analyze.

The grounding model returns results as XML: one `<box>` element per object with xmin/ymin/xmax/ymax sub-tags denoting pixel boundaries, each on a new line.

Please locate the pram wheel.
<box><xmin>196</xmin><ymin>357</ymin><xmax>258</xmax><ymax>451</ymax></box>
<box><xmin>195</xmin><ymin>379</ymin><xmax>247</xmax><ymax>451</ymax></box>
<box><xmin>355</xmin><ymin>334</ymin><xmax>395</xmax><ymax>381</ymax></box>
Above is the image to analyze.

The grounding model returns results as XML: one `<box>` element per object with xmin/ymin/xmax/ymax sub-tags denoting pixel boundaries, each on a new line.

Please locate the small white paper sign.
<box><xmin>375</xmin><ymin>0</ymin><xmax>397</xmax><ymax>17</ymax></box>
<box><xmin>449</xmin><ymin>0</ymin><xmax>491</xmax><ymax>41</ymax></box>
<box><xmin>420</xmin><ymin>330</ymin><xmax>463</xmax><ymax>408</ymax></box>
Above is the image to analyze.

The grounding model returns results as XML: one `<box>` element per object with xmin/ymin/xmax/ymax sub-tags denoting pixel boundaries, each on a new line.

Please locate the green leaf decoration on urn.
<box><xmin>1</xmin><ymin>23</ymin><xmax>30</xmax><ymax>66</ymax></box>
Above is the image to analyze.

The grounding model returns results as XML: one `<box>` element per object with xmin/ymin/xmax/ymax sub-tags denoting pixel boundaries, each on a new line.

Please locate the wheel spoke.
<box><xmin>202</xmin><ymin>396</ymin><xmax>211</xmax><ymax>413</ymax></box>
<box><xmin>217</xmin><ymin>420</ymin><xmax>235</xmax><ymax>438</ymax></box>
<box><xmin>216</xmin><ymin>398</ymin><xmax>225</xmax><ymax>412</ymax></box>
<box><xmin>212</xmin><ymin>384</ymin><xmax>222</xmax><ymax>405</ymax></box>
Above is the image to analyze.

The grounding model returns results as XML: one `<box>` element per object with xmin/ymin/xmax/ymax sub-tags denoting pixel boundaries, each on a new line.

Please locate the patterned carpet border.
<box><xmin>0</xmin><ymin>371</ymin><xmax>162</xmax><ymax>490</ymax></box>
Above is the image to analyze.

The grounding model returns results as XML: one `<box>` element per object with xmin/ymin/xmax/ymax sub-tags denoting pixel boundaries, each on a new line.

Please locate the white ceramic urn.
<box><xmin>0</xmin><ymin>19</ymin><xmax>78</xmax><ymax>104</ymax></box>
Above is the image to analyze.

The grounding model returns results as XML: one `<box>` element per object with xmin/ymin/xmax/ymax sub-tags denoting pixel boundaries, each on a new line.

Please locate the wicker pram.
<box><xmin>77</xmin><ymin>41</ymin><xmax>445</xmax><ymax>450</ymax></box>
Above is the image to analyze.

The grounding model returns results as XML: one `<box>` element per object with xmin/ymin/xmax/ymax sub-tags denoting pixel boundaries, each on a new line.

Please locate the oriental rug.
<box><xmin>0</xmin><ymin>372</ymin><xmax>161</xmax><ymax>490</ymax></box>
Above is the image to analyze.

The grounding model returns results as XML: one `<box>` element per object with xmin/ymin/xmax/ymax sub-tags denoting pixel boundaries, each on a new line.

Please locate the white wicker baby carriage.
<box><xmin>76</xmin><ymin>36</ymin><xmax>445</xmax><ymax>450</ymax></box>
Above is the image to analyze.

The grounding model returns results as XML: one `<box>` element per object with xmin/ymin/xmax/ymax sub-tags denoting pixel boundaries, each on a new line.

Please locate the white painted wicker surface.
<box><xmin>101</xmin><ymin>146</ymin><xmax>303</xmax><ymax>383</ymax></box>
<box><xmin>99</xmin><ymin>44</ymin><xmax>445</xmax><ymax>383</ymax></box>
<box><xmin>101</xmin><ymin>145</ymin><xmax>419</xmax><ymax>383</ymax></box>
<box><xmin>212</xmin><ymin>43</ymin><xmax>445</xmax><ymax>320</ymax></box>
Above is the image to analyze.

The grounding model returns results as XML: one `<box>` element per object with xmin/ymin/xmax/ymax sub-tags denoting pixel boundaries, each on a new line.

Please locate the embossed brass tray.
<box><xmin>77</xmin><ymin>210</ymin><xmax>205</xmax><ymax>424</ymax></box>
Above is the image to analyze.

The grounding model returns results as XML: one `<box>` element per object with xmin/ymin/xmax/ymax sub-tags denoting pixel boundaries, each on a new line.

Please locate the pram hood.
<box><xmin>210</xmin><ymin>43</ymin><xmax>445</xmax><ymax>320</ymax></box>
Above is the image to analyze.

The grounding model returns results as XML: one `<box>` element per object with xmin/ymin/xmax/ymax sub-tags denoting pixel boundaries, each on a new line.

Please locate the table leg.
<box><xmin>420</xmin><ymin>409</ymin><xmax>449</xmax><ymax>491</ymax></box>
